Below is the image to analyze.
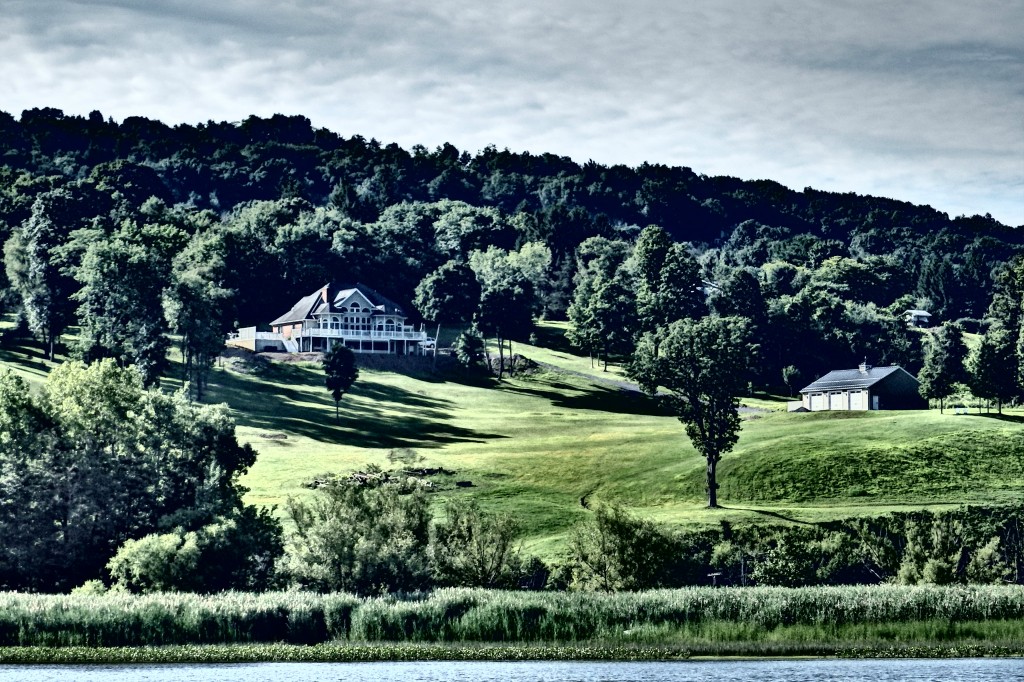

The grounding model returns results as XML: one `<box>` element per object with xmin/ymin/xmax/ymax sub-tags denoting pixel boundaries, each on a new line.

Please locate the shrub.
<box><xmin>430</xmin><ymin>500</ymin><xmax>524</xmax><ymax>589</ymax></box>
<box><xmin>283</xmin><ymin>478</ymin><xmax>431</xmax><ymax>594</ymax></box>
<box><xmin>107</xmin><ymin>508</ymin><xmax>283</xmax><ymax>593</ymax></box>
<box><xmin>568</xmin><ymin>504</ymin><xmax>680</xmax><ymax>591</ymax></box>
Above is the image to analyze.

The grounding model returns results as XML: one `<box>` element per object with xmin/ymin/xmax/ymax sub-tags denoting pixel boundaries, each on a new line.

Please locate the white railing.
<box><xmin>299</xmin><ymin>322</ymin><xmax>427</xmax><ymax>341</ymax></box>
<box><xmin>231</xmin><ymin>328</ymin><xmax>286</xmax><ymax>341</ymax></box>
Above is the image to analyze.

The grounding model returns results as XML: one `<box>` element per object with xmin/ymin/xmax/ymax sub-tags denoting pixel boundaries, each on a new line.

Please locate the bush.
<box><xmin>568</xmin><ymin>504</ymin><xmax>681</xmax><ymax>591</ymax></box>
<box><xmin>107</xmin><ymin>508</ymin><xmax>283</xmax><ymax>593</ymax></box>
<box><xmin>452</xmin><ymin>328</ymin><xmax>486</xmax><ymax>370</ymax></box>
<box><xmin>283</xmin><ymin>477</ymin><xmax>431</xmax><ymax>594</ymax></box>
<box><xmin>430</xmin><ymin>500</ymin><xmax>524</xmax><ymax>589</ymax></box>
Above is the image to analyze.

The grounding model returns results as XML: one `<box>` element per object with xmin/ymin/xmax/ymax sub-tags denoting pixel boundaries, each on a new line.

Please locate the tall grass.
<box><xmin>3</xmin><ymin>585</ymin><xmax>1024</xmax><ymax>648</ymax></box>
<box><xmin>0</xmin><ymin>592</ymin><xmax>360</xmax><ymax>646</ymax></box>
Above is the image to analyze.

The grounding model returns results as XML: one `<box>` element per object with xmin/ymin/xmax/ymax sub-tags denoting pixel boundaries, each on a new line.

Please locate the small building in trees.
<box><xmin>228</xmin><ymin>283</ymin><xmax>430</xmax><ymax>354</ymax></box>
<box><xmin>904</xmin><ymin>309</ymin><xmax>933</xmax><ymax>328</ymax></box>
<box><xmin>798</xmin><ymin>362</ymin><xmax>926</xmax><ymax>411</ymax></box>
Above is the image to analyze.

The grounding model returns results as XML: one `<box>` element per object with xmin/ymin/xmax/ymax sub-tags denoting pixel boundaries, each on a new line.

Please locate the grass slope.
<box><xmin>2</xmin><ymin>321</ymin><xmax>1023</xmax><ymax>558</ymax></box>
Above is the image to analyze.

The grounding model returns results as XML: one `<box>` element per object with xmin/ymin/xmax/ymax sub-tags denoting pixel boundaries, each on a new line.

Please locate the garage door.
<box><xmin>809</xmin><ymin>393</ymin><xmax>825</xmax><ymax>411</ymax></box>
<box><xmin>849</xmin><ymin>390</ymin><xmax>865</xmax><ymax>410</ymax></box>
<box><xmin>829</xmin><ymin>391</ymin><xmax>846</xmax><ymax>410</ymax></box>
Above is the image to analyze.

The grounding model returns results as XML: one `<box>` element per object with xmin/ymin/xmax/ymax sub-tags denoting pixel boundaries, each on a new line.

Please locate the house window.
<box><xmin>331</xmin><ymin>316</ymin><xmax>340</xmax><ymax>330</ymax></box>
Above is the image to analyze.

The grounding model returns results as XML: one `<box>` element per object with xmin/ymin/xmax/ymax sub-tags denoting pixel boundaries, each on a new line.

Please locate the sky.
<box><xmin>3</xmin><ymin>0</ymin><xmax>1022</xmax><ymax>225</ymax></box>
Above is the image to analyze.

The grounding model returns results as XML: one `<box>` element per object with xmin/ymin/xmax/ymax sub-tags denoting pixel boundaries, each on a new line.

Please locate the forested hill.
<box><xmin>1</xmin><ymin>107</ymin><xmax>1021</xmax><ymax>390</ymax></box>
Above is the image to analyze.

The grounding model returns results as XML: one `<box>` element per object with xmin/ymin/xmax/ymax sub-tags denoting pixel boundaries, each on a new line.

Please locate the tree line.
<box><xmin>0</xmin><ymin>108</ymin><xmax>1020</xmax><ymax>394</ymax></box>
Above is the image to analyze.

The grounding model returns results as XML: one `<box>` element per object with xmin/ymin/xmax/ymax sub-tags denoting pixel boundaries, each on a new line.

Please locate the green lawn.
<box><xmin>3</xmin><ymin>323</ymin><xmax>1023</xmax><ymax>560</ymax></box>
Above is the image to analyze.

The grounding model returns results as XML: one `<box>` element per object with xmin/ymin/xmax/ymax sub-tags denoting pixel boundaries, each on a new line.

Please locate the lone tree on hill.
<box><xmin>628</xmin><ymin>316</ymin><xmax>754</xmax><ymax>508</ymax></box>
<box><xmin>323</xmin><ymin>345</ymin><xmax>358</xmax><ymax>423</ymax></box>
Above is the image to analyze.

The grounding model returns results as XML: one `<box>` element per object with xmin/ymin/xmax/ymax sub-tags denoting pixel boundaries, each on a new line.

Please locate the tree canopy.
<box><xmin>323</xmin><ymin>345</ymin><xmax>359</xmax><ymax>423</ymax></box>
<box><xmin>0</xmin><ymin>360</ymin><xmax>278</xmax><ymax>592</ymax></box>
<box><xmin>629</xmin><ymin>316</ymin><xmax>755</xmax><ymax>508</ymax></box>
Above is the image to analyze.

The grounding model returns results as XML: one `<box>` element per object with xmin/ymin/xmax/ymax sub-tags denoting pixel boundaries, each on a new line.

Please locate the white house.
<box><xmin>229</xmin><ymin>283</ymin><xmax>430</xmax><ymax>354</ymax></box>
<box><xmin>797</xmin><ymin>362</ymin><xmax>926</xmax><ymax>411</ymax></box>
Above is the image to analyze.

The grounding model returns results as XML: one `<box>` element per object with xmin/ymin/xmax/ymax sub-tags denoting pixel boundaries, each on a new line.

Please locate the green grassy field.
<box><xmin>2</xmin><ymin>321</ymin><xmax>1022</xmax><ymax>559</ymax></box>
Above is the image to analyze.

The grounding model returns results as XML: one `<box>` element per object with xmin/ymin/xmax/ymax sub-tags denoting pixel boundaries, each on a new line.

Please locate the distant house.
<box><xmin>797</xmin><ymin>362</ymin><xmax>925</xmax><ymax>411</ymax></box>
<box><xmin>904</xmin><ymin>309</ymin><xmax>932</xmax><ymax>328</ymax></box>
<box><xmin>228</xmin><ymin>283</ymin><xmax>430</xmax><ymax>355</ymax></box>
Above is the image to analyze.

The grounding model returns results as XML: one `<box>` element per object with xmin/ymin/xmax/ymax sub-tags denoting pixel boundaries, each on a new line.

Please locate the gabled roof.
<box><xmin>904</xmin><ymin>309</ymin><xmax>931</xmax><ymax>317</ymax></box>
<box><xmin>270</xmin><ymin>283</ymin><xmax>406</xmax><ymax>326</ymax></box>
<box><xmin>799</xmin><ymin>366</ymin><xmax>912</xmax><ymax>393</ymax></box>
<box><xmin>326</xmin><ymin>283</ymin><xmax>405</xmax><ymax>316</ymax></box>
<box><xmin>270</xmin><ymin>290</ymin><xmax>323</xmax><ymax>326</ymax></box>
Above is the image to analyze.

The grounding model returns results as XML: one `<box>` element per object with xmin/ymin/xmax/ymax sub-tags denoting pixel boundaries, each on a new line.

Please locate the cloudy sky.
<box><xmin>3</xmin><ymin>0</ymin><xmax>1022</xmax><ymax>225</ymax></box>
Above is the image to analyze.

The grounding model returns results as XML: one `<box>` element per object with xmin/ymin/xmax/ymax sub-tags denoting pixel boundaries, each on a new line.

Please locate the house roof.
<box><xmin>270</xmin><ymin>283</ymin><xmax>406</xmax><ymax>326</ymax></box>
<box><xmin>270</xmin><ymin>290</ymin><xmax>322</xmax><ymax>326</ymax></box>
<box><xmin>799</xmin><ymin>365</ymin><xmax>911</xmax><ymax>393</ymax></box>
<box><xmin>904</xmin><ymin>309</ymin><xmax>931</xmax><ymax>317</ymax></box>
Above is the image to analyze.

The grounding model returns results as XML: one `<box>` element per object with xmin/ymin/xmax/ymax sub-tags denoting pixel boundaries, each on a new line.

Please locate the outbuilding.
<box><xmin>904</xmin><ymin>309</ymin><xmax>932</xmax><ymax>328</ymax></box>
<box><xmin>798</xmin><ymin>362</ymin><xmax>925</xmax><ymax>411</ymax></box>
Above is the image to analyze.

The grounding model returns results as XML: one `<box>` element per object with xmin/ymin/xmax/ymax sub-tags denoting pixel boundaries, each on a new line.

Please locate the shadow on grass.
<box><xmin>530</xmin><ymin>325</ymin><xmax>575</xmax><ymax>355</ymax></box>
<box><xmin>722</xmin><ymin>506</ymin><xmax>819</xmax><ymax>526</ymax></box>
<box><xmin>967</xmin><ymin>413</ymin><xmax>1024</xmax><ymax>424</ymax></box>
<box><xmin>206</xmin><ymin>362</ymin><xmax>505</xmax><ymax>449</ymax></box>
<box><xmin>0</xmin><ymin>345</ymin><xmax>51</xmax><ymax>374</ymax></box>
<box><xmin>499</xmin><ymin>380</ymin><xmax>666</xmax><ymax>417</ymax></box>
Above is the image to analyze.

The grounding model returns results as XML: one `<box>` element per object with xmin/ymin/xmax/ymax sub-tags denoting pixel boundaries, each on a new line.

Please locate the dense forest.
<box><xmin>1</xmin><ymin>107</ymin><xmax>1021</xmax><ymax>392</ymax></box>
<box><xmin>3</xmin><ymin>107</ymin><xmax>1024</xmax><ymax>594</ymax></box>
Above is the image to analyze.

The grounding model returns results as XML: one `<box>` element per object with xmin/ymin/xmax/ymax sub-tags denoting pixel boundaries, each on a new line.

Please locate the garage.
<box><xmin>799</xmin><ymin>362</ymin><xmax>926</xmax><ymax>411</ymax></box>
<box><xmin>849</xmin><ymin>390</ymin><xmax>866</xmax><ymax>410</ymax></box>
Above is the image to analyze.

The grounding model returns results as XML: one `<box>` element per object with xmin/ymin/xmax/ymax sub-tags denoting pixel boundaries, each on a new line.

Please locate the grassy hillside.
<box><xmin>2</xmin><ymin>322</ymin><xmax>1022</xmax><ymax>559</ymax></box>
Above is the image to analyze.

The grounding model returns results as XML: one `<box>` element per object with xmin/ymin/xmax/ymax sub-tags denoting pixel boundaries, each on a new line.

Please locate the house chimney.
<box><xmin>859</xmin><ymin>358</ymin><xmax>872</xmax><ymax>373</ymax></box>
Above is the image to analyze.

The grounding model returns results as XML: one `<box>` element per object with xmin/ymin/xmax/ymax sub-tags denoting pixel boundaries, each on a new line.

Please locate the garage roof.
<box><xmin>799</xmin><ymin>366</ymin><xmax>902</xmax><ymax>393</ymax></box>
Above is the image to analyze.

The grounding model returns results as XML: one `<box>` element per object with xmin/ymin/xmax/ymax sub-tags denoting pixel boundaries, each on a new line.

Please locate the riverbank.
<box><xmin>1</xmin><ymin>641</ymin><xmax>1023</xmax><ymax>664</ymax></box>
<box><xmin>3</xmin><ymin>586</ymin><xmax>1024</xmax><ymax>660</ymax></box>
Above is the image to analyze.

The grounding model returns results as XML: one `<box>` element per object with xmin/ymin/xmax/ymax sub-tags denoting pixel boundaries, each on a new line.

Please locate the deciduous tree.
<box><xmin>283</xmin><ymin>476</ymin><xmax>431</xmax><ymax>594</ymax></box>
<box><xmin>918</xmin><ymin>322</ymin><xmax>969</xmax><ymax>413</ymax></box>
<box><xmin>429</xmin><ymin>500</ymin><xmax>523</xmax><ymax>588</ymax></box>
<box><xmin>628</xmin><ymin>316</ymin><xmax>754</xmax><ymax>508</ymax></box>
<box><xmin>0</xmin><ymin>361</ymin><xmax>272</xmax><ymax>591</ymax></box>
<box><xmin>3</xmin><ymin>189</ymin><xmax>81</xmax><ymax>359</ymax></box>
<box><xmin>323</xmin><ymin>344</ymin><xmax>358</xmax><ymax>423</ymax></box>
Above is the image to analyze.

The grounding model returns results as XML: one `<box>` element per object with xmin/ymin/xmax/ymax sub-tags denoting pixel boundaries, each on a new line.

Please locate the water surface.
<box><xmin>1</xmin><ymin>658</ymin><xmax>1021</xmax><ymax>681</ymax></box>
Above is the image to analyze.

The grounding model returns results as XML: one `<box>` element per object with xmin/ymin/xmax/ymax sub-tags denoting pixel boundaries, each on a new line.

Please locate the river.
<box><xmin>1</xmin><ymin>659</ymin><xmax>1022</xmax><ymax>681</ymax></box>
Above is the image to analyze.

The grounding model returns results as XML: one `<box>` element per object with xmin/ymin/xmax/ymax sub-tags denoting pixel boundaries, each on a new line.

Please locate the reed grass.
<box><xmin>3</xmin><ymin>585</ymin><xmax>1024</xmax><ymax>649</ymax></box>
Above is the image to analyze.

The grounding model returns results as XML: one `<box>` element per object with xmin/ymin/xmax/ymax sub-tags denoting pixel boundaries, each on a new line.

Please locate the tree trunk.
<box><xmin>707</xmin><ymin>456</ymin><xmax>719</xmax><ymax>508</ymax></box>
<box><xmin>335</xmin><ymin>401</ymin><xmax>340</xmax><ymax>423</ymax></box>
<box><xmin>939</xmin><ymin>397</ymin><xmax>943</xmax><ymax>414</ymax></box>
<box><xmin>497</xmin><ymin>335</ymin><xmax>505</xmax><ymax>380</ymax></box>
<box><xmin>508</xmin><ymin>339</ymin><xmax>514</xmax><ymax>378</ymax></box>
